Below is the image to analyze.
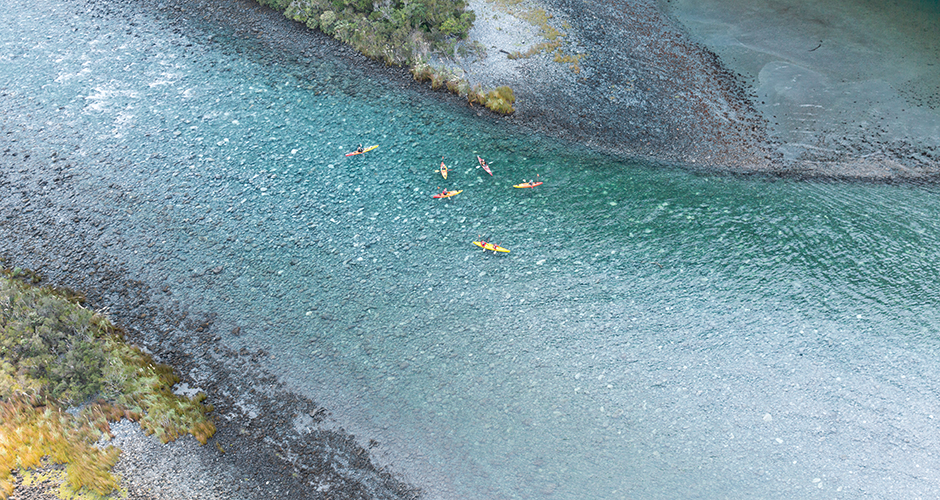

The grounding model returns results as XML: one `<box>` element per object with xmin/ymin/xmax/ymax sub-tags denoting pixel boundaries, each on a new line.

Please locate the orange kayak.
<box><xmin>513</xmin><ymin>181</ymin><xmax>542</xmax><ymax>188</ymax></box>
<box><xmin>432</xmin><ymin>189</ymin><xmax>462</xmax><ymax>199</ymax></box>
<box><xmin>438</xmin><ymin>161</ymin><xmax>449</xmax><ymax>180</ymax></box>
<box><xmin>473</xmin><ymin>241</ymin><xmax>510</xmax><ymax>253</ymax></box>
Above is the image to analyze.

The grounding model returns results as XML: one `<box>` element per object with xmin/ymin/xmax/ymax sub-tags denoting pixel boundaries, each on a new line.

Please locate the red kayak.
<box><xmin>477</xmin><ymin>155</ymin><xmax>493</xmax><ymax>176</ymax></box>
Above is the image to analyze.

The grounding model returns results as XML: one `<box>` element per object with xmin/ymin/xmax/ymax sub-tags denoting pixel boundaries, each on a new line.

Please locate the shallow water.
<box><xmin>662</xmin><ymin>0</ymin><xmax>940</xmax><ymax>163</ymax></box>
<box><xmin>4</xmin><ymin>0</ymin><xmax>940</xmax><ymax>498</ymax></box>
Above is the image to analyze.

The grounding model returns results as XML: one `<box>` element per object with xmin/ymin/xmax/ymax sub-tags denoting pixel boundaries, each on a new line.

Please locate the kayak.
<box><xmin>477</xmin><ymin>155</ymin><xmax>493</xmax><ymax>176</ymax></box>
<box><xmin>345</xmin><ymin>145</ymin><xmax>378</xmax><ymax>156</ymax></box>
<box><xmin>513</xmin><ymin>181</ymin><xmax>543</xmax><ymax>188</ymax></box>
<box><xmin>473</xmin><ymin>241</ymin><xmax>510</xmax><ymax>253</ymax></box>
<box><xmin>432</xmin><ymin>189</ymin><xmax>462</xmax><ymax>199</ymax></box>
<box><xmin>438</xmin><ymin>161</ymin><xmax>449</xmax><ymax>180</ymax></box>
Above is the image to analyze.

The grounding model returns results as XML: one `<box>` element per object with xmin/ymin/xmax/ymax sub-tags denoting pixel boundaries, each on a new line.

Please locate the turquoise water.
<box><xmin>4</xmin><ymin>0</ymin><xmax>940</xmax><ymax>498</ymax></box>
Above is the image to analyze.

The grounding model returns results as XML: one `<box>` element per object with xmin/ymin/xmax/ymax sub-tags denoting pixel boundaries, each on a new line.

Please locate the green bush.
<box><xmin>258</xmin><ymin>0</ymin><xmax>515</xmax><ymax>114</ymax></box>
<box><xmin>430</xmin><ymin>70</ymin><xmax>444</xmax><ymax>90</ymax></box>
<box><xmin>467</xmin><ymin>83</ymin><xmax>486</xmax><ymax>106</ymax></box>
<box><xmin>277</xmin><ymin>0</ymin><xmax>473</xmax><ymax>59</ymax></box>
<box><xmin>411</xmin><ymin>61</ymin><xmax>434</xmax><ymax>81</ymax></box>
<box><xmin>495</xmin><ymin>85</ymin><xmax>515</xmax><ymax>104</ymax></box>
<box><xmin>319</xmin><ymin>10</ymin><xmax>337</xmax><ymax>33</ymax></box>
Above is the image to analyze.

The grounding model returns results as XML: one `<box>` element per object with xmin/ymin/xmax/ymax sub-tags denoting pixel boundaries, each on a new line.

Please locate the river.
<box><xmin>3</xmin><ymin>0</ymin><xmax>940</xmax><ymax>498</ymax></box>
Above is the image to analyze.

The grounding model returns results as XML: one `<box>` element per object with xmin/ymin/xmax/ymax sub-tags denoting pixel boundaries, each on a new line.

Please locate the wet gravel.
<box><xmin>477</xmin><ymin>0</ymin><xmax>772</xmax><ymax>171</ymax></box>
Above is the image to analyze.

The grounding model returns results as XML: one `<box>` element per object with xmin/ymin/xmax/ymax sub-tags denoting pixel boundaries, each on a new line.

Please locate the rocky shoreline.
<box><xmin>175</xmin><ymin>0</ymin><xmax>938</xmax><ymax>182</ymax></box>
<box><xmin>2</xmin><ymin>184</ymin><xmax>420</xmax><ymax>500</ymax></box>
<box><xmin>1</xmin><ymin>182</ymin><xmax>418</xmax><ymax>500</ymax></box>
<box><xmin>461</xmin><ymin>0</ymin><xmax>939</xmax><ymax>181</ymax></box>
<box><xmin>154</xmin><ymin>0</ymin><xmax>938</xmax><ymax>182</ymax></box>
<box><xmin>461</xmin><ymin>0</ymin><xmax>771</xmax><ymax>171</ymax></box>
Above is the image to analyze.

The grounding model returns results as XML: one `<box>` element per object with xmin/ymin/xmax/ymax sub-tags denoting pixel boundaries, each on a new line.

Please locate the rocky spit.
<box><xmin>3</xmin><ymin>0</ymin><xmax>939</xmax><ymax>498</ymax></box>
<box><xmin>461</xmin><ymin>0</ymin><xmax>939</xmax><ymax>181</ymax></box>
<box><xmin>462</xmin><ymin>0</ymin><xmax>772</xmax><ymax>172</ymax></box>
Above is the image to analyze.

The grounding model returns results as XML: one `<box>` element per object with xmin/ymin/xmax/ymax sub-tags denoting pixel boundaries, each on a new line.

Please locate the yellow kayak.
<box><xmin>345</xmin><ymin>145</ymin><xmax>378</xmax><ymax>156</ymax></box>
<box><xmin>438</xmin><ymin>160</ymin><xmax>449</xmax><ymax>179</ymax></box>
<box><xmin>433</xmin><ymin>189</ymin><xmax>462</xmax><ymax>199</ymax></box>
<box><xmin>473</xmin><ymin>241</ymin><xmax>510</xmax><ymax>253</ymax></box>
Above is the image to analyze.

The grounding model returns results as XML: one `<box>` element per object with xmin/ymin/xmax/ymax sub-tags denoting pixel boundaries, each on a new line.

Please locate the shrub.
<box><xmin>445</xmin><ymin>77</ymin><xmax>461</xmax><ymax>93</ymax></box>
<box><xmin>260</xmin><ymin>0</ymin><xmax>517</xmax><ymax>115</ymax></box>
<box><xmin>430</xmin><ymin>70</ymin><xmax>444</xmax><ymax>90</ymax></box>
<box><xmin>495</xmin><ymin>85</ymin><xmax>515</xmax><ymax>104</ymax></box>
<box><xmin>485</xmin><ymin>88</ymin><xmax>515</xmax><ymax>114</ymax></box>
<box><xmin>411</xmin><ymin>61</ymin><xmax>434</xmax><ymax>81</ymax></box>
<box><xmin>320</xmin><ymin>10</ymin><xmax>337</xmax><ymax>33</ymax></box>
<box><xmin>0</xmin><ymin>273</ymin><xmax>217</xmax><ymax>498</ymax></box>
<box><xmin>467</xmin><ymin>84</ymin><xmax>486</xmax><ymax>106</ymax></box>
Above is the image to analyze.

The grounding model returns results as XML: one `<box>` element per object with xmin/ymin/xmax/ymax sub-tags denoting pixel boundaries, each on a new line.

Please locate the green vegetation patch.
<box><xmin>259</xmin><ymin>0</ymin><xmax>516</xmax><ymax>114</ymax></box>
<box><xmin>0</xmin><ymin>270</ymin><xmax>216</xmax><ymax>499</ymax></box>
<box><xmin>279</xmin><ymin>0</ymin><xmax>474</xmax><ymax>66</ymax></box>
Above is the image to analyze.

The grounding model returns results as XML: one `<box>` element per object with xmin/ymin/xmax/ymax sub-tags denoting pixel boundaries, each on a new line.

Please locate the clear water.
<box><xmin>662</xmin><ymin>0</ymin><xmax>940</xmax><ymax>162</ymax></box>
<box><xmin>4</xmin><ymin>0</ymin><xmax>940</xmax><ymax>498</ymax></box>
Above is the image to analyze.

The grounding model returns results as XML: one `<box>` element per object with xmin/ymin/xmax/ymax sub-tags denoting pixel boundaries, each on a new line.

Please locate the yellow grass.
<box><xmin>0</xmin><ymin>272</ymin><xmax>217</xmax><ymax>498</ymax></box>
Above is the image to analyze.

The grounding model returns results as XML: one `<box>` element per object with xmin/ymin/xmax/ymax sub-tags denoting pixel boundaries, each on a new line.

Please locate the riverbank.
<box><xmin>454</xmin><ymin>0</ymin><xmax>940</xmax><ymax>180</ymax></box>
<box><xmin>2</xmin><ymin>261</ymin><xmax>415</xmax><ymax>500</ymax></box>
<box><xmin>140</xmin><ymin>0</ymin><xmax>939</xmax><ymax>181</ymax></box>
<box><xmin>218</xmin><ymin>0</ymin><xmax>940</xmax><ymax>181</ymax></box>
<box><xmin>0</xmin><ymin>190</ymin><xmax>417</xmax><ymax>499</ymax></box>
<box><xmin>1</xmin><ymin>1</ymin><xmax>422</xmax><ymax>496</ymax></box>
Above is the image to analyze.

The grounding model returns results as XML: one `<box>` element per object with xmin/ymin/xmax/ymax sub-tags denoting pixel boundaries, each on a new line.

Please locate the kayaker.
<box><xmin>356</xmin><ymin>144</ymin><xmax>364</xmax><ymax>153</ymax></box>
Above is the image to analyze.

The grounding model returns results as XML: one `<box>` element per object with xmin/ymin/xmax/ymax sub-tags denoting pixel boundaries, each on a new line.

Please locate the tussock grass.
<box><xmin>0</xmin><ymin>270</ymin><xmax>216</xmax><ymax>499</ymax></box>
<box><xmin>487</xmin><ymin>0</ymin><xmax>586</xmax><ymax>75</ymax></box>
<box><xmin>412</xmin><ymin>61</ymin><xmax>515</xmax><ymax>114</ymax></box>
<box><xmin>553</xmin><ymin>51</ymin><xmax>586</xmax><ymax>74</ymax></box>
<box><xmin>484</xmin><ymin>85</ymin><xmax>515</xmax><ymax>114</ymax></box>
